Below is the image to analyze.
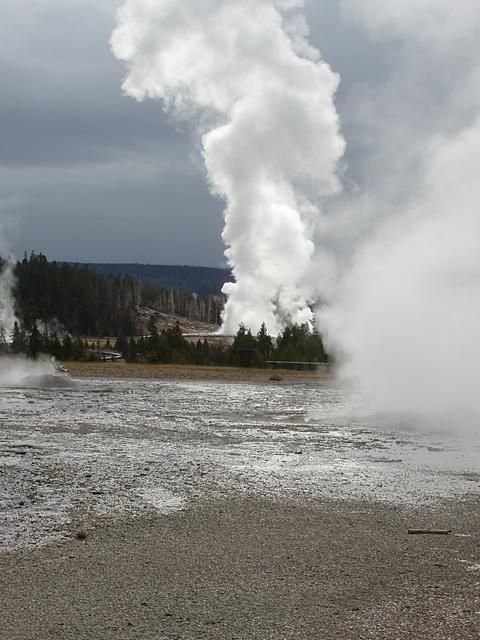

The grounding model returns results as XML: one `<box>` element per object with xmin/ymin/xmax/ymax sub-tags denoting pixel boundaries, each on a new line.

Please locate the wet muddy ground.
<box><xmin>0</xmin><ymin>375</ymin><xmax>479</xmax><ymax>550</ymax></box>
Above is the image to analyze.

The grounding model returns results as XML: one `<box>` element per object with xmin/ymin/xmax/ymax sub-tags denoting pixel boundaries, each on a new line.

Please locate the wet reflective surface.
<box><xmin>0</xmin><ymin>376</ymin><xmax>479</xmax><ymax>549</ymax></box>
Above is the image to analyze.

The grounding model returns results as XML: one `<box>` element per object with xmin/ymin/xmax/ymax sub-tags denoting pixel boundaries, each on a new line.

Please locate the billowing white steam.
<box><xmin>317</xmin><ymin>1</ymin><xmax>480</xmax><ymax>421</ymax></box>
<box><xmin>110</xmin><ymin>0</ymin><xmax>345</xmax><ymax>334</ymax></box>
<box><xmin>111</xmin><ymin>0</ymin><xmax>480</xmax><ymax>422</ymax></box>
<box><xmin>0</xmin><ymin>355</ymin><xmax>62</xmax><ymax>387</ymax></box>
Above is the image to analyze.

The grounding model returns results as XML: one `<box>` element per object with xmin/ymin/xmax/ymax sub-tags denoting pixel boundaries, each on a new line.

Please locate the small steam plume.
<box><xmin>0</xmin><ymin>260</ymin><xmax>18</xmax><ymax>344</ymax></box>
<box><xmin>0</xmin><ymin>354</ymin><xmax>67</xmax><ymax>388</ymax></box>
<box><xmin>110</xmin><ymin>0</ymin><xmax>345</xmax><ymax>334</ymax></box>
<box><xmin>0</xmin><ymin>210</ymin><xmax>18</xmax><ymax>345</ymax></box>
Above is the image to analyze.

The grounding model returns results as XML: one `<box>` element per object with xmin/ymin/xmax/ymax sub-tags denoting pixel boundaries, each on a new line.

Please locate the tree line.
<box><xmin>11</xmin><ymin>252</ymin><xmax>224</xmax><ymax>336</ymax></box>
<box><xmin>10</xmin><ymin>322</ymin><xmax>99</xmax><ymax>362</ymax></box>
<box><xmin>107</xmin><ymin>322</ymin><xmax>328</xmax><ymax>367</ymax></box>
<box><xmin>9</xmin><ymin>318</ymin><xmax>329</xmax><ymax>368</ymax></box>
<box><xmin>4</xmin><ymin>253</ymin><xmax>330</xmax><ymax>367</ymax></box>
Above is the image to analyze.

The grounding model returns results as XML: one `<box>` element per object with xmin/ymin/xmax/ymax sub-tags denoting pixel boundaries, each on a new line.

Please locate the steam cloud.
<box><xmin>316</xmin><ymin>1</ymin><xmax>480</xmax><ymax>421</ymax></box>
<box><xmin>112</xmin><ymin>0</ymin><xmax>480</xmax><ymax>422</ymax></box>
<box><xmin>0</xmin><ymin>211</ymin><xmax>18</xmax><ymax>343</ymax></box>
<box><xmin>0</xmin><ymin>260</ymin><xmax>17</xmax><ymax>343</ymax></box>
<box><xmin>0</xmin><ymin>354</ymin><xmax>64</xmax><ymax>388</ymax></box>
<box><xmin>110</xmin><ymin>0</ymin><xmax>345</xmax><ymax>334</ymax></box>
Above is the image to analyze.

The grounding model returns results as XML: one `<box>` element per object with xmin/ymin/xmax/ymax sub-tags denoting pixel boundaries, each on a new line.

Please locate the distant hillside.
<box><xmin>75</xmin><ymin>263</ymin><xmax>233</xmax><ymax>296</ymax></box>
<box><xmin>14</xmin><ymin>253</ymin><xmax>224</xmax><ymax>336</ymax></box>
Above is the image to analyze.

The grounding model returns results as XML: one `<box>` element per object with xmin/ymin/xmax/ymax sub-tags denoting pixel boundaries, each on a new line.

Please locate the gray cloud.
<box><xmin>0</xmin><ymin>0</ymin><xmax>390</xmax><ymax>265</ymax></box>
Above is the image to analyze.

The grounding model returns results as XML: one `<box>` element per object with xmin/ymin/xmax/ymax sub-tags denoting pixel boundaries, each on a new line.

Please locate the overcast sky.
<box><xmin>0</xmin><ymin>0</ymin><xmax>389</xmax><ymax>266</ymax></box>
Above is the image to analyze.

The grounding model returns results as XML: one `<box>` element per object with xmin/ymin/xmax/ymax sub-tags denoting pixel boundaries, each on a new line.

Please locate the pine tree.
<box><xmin>63</xmin><ymin>335</ymin><xmax>73</xmax><ymax>361</ymax></box>
<box><xmin>10</xmin><ymin>322</ymin><xmax>25</xmax><ymax>354</ymax></box>
<box><xmin>28</xmin><ymin>323</ymin><xmax>42</xmax><ymax>359</ymax></box>
<box><xmin>257</xmin><ymin>322</ymin><xmax>273</xmax><ymax>359</ymax></box>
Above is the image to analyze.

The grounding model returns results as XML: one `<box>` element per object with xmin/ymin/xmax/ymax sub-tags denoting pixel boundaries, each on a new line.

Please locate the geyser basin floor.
<box><xmin>1</xmin><ymin>498</ymin><xmax>480</xmax><ymax>640</ymax></box>
<box><xmin>0</xmin><ymin>376</ymin><xmax>479</xmax><ymax>549</ymax></box>
<box><xmin>1</xmin><ymin>376</ymin><xmax>479</xmax><ymax>639</ymax></box>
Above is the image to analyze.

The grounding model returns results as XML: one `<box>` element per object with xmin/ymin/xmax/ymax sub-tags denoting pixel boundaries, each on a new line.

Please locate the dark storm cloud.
<box><xmin>0</xmin><ymin>0</ymin><xmax>226</xmax><ymax>264</ymax></box>
<box><xmin>0</xmin><ymin>0</ymin><xmax>390</xmax><ymax>265</ymax></box>
<box><xmin>0</xmin><ymin>0</ymin><xmax>180</xmax><ymax>169</ymax></box>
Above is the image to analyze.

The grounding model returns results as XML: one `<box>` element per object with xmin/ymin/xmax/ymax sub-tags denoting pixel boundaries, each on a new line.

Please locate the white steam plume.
<box><xmin>0</xmin><ymin>209</ymin><xmax>18</xmax><ymax>343</ymax></box>
<box><xmin>110</xmin><ymin>0</ymin><xmax>345</xmax><ymax>334</ymax></box>
<box><xmin>0</xmin><ymin>260</ymin><xmax>17</xmax><ymax>343</ymax></box>
<box><xmin>316</xmin><ymin>1</ymin><xmax>480</xmax><ymax>421</ymax></box>
<box><xmin>0</xmin><ymin>354</ymin><xmax>63</xmax><ymax>387</ymax></box>
<box><xmin>111</xmin><ymin>0</ymin><xmax>479</xmax><ymax>422</ymax></box>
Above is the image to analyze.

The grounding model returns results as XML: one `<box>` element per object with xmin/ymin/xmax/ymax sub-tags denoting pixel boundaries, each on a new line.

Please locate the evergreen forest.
<box><xmin>4</xmin><ymin>253</ymin><xmax>330</xmax><ymax>367</ymax></box>
<box><xmin>12</xmin><ymin>252</ymin><xmax>223</xmax><ymax>335</ymax></box>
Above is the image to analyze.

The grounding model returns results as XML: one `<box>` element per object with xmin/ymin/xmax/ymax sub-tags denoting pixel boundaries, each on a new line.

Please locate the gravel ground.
<box><xmin>1</xmin><ymin>496</ymin><xmax>480</xmax><ymax>640</ymax></box>
<box><xmin>1</xmin><ymin>373</ymin><xmax>479</xmax><ymax>639</ymax></box>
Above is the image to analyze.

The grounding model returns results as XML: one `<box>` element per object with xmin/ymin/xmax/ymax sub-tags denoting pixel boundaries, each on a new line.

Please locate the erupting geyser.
<box><xmin>111</xmin><ymin>0</ymin><xmax>480</xmax><ymax>423</ymax></box>
<box><xmin>110</xmin><ymin>0</ymin><xmax>345</xmax><ymax>334</ymax></box>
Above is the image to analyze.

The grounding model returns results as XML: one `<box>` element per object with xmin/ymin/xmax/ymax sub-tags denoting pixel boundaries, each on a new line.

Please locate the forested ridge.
<box><xmin>12</xmin><ymin>252</ymin><xmax>223</xmax><ymax>335</ymax></box>
<box><xmin>80</xmin><ymin>263</ymin><xmax>232</xmax><ymax>296</ymax></box>
<box><xmin>4</xmin><ymin>253</ymin><xmax>329</xmax><ymax>367</ymax></box>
